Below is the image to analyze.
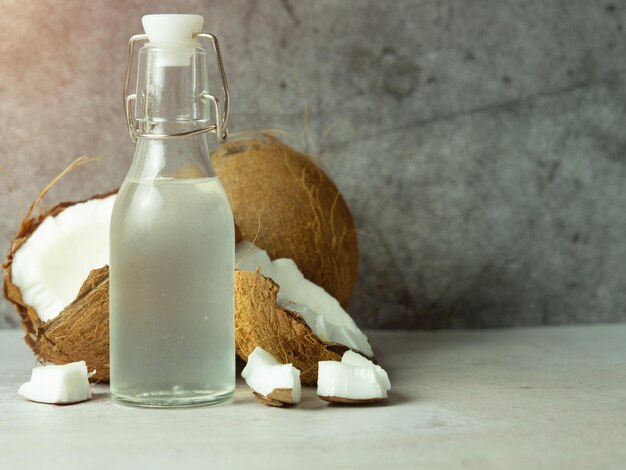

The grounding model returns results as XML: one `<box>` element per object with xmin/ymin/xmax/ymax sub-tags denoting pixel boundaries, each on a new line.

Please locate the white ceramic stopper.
<box><xmin>142</xmin><ymin>14</ymin><xmax>204</xmax><ymax>66</ymax></box>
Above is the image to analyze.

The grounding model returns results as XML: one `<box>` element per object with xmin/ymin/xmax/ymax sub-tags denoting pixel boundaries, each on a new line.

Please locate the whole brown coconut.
<box><xmin>213</xmin><ymin>135</ymin><xmax>358</xmax><ymax>307</ymax></box>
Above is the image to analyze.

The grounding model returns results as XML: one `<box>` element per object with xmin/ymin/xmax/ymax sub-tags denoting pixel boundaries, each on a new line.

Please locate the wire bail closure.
<box><xmin>123</xmin><ymin>32</ymin><xmax>230</xmax><ymax>144</ymax></box>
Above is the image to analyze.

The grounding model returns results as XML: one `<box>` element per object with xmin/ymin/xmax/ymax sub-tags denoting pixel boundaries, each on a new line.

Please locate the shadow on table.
<box><xmin>369</xmin><ymin>326</ymin><xmax>528</xmax><ymax>404</ymax></box>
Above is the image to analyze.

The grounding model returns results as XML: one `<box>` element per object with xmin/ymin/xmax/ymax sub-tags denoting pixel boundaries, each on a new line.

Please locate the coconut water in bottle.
<box><xmin>109</xmin><ymin>14</ymin><xmax>235</xmax><ymax>407</ymax></box>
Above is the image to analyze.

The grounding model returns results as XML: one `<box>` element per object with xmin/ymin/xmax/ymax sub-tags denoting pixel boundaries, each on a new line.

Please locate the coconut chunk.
<box><xmin>10</xmin><ymin>195</ymin><xmax>115</xmax><ymax>323</ymax></box>
<box><xmin>241</xmin><ymin>347</ymin><xmax>301</xmax><ymax>405</ymax></box>
<box><xmin>236</xmin><ymin>241</ymin><xmax>373</xmax><ymax>357</ymax></box>
<box><xmin>317</xmin><ymin>351</ymin><xmax>391</xmax><ymax>404</ymax></box>
<box><xmin>18</xmin><ymin>361</ymin><xmax>95</xmax><ymax>404</ymax></box>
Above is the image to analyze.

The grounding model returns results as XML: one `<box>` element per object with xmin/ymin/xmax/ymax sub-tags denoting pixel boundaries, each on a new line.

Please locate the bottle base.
<box><xmin>111</xmin><ymin>387</ymin><xmax>234</xmax><ymax>409</ymax></box>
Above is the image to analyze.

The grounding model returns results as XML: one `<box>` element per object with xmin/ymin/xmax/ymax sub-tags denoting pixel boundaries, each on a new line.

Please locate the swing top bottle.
<box><xmin>109</xmin><ymin>14</ymin><xmax>235</xmax><ymax>408</ymax></box>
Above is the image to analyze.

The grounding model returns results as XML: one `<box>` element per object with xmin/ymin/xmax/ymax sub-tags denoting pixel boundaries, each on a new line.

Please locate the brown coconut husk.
<box><xmin>235</xmin><ymin>270</ymin><xmax>348</xmax><ymax>385</ymax></box>
<box><xmin>213</xmin><ymin>135</ymin><xmax>358</xmax><ymax>307</ymax></box>
<box><xmin>33</xmin><ymin>266</ymin><xmax>110</xmax><ymax>381</ymax></box>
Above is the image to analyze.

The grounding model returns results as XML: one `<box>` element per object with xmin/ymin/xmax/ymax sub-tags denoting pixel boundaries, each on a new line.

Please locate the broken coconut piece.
<box><xmin>18</xmin><ymin>361</ymin><xmax>95</xmax><ymax>404</ymax></box>
<box><xmin>241</xmin><ymin>346</ymin><xmax>301</xmax><ymax>406</ymax></box>
<box><xmin>317</xmin><ymin>351</ymin><xmax>391</xmax><ymax>404</ymax></box>
<box><xmin>236</xmin><ymin>241</ymin><xmax>373</xmax><ymax>357</ymax></box>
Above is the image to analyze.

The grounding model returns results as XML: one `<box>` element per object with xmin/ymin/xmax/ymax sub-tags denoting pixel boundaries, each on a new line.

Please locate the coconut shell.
<box><xmin>2</xmin><ymin>191</ymin><xmax>115</xmax><ymax>347</ymax></box>
<box><xmin>213</xmin><ymin>135</ymin><xmax>358</xmax><ymax>307</ymax></box>
<box><xmin>34</xmin><ymin>266</ymin><xmax>110</xmax><ymax>382</ymax></box>
<box><xmin>235</xmin><ymin>270</ymin><xmax>348</xmax><ymax>385</ymax></box>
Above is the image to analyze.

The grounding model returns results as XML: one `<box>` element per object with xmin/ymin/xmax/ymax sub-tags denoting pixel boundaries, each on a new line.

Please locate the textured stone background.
<box><xmin>1</xmin><ymin>0</ymin><xmax>625</xmax><ymax>329</ymax></box>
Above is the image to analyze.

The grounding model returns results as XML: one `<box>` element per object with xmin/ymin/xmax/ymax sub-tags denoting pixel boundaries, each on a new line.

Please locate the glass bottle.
<box><xmin>109</xmin><ymin>14</ymin><xmax>235</xmax><ymax>408</ymax></box>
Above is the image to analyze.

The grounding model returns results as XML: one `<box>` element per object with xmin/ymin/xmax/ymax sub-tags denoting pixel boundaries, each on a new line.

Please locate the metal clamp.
<box><xmin>123</xmin><ymin>32</ymin><xmax>230</xmax><ymax>144</ymax></box>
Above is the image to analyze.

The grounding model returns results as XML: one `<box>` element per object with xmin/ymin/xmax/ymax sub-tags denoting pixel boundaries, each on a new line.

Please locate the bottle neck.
<box><xmin>127</xmin><ymin>43</ymin><xmax>215</xmax><ymax>181</ymax></box>
<box><xmin>127</xmin><ymin>134</ymin><xmax>216</xmax><ymax>181</ymax></box>
<box><xmin>135</xmin><ymin>44</ymin><xmax>210</xmax><ymax>137</ymax></box>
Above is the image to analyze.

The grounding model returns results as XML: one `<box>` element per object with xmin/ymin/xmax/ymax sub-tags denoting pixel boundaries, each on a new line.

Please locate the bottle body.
<box><xmin>109</xmin><ymin>137</ymin><xmax>235</xmax><ymax>407</ymax></box>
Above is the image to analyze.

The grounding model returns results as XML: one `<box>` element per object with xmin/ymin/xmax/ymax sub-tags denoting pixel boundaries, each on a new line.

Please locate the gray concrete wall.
<box><xmin>1</xmin><ymin>0</ymin><xmax>625</xmax><ymax>329</ymax></box>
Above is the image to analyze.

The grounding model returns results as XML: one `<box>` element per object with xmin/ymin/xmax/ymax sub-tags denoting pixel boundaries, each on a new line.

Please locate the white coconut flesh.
<box><xmin>235</xmin><ymin>241</ymin><xmax>373</xmax><ymax>357</ymax></box>
<box><xmin>241</xmin><ymin>346</ymin><xmax>301</xmax><ymax>404</ymax></box>
<box><xmin>18</xmin><ymin>361</ymin><xmax>95</xmax><ymax>404</ymax></box>
<box><xmin>11</xmin><ymin>195</ymin><xmax>115</xmax><ymax>323</ymax></box>
<box><xmin>317</xmin><ymin>351</ymin><xmax>391</xmax><ymax>402</ymax></box>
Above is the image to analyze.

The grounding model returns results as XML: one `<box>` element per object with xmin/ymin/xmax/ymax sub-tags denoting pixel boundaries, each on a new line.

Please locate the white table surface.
<box><xmin>1</xmin><ymin>325</ymin><xmax>625</xmax><ymax>469</ymax></box>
